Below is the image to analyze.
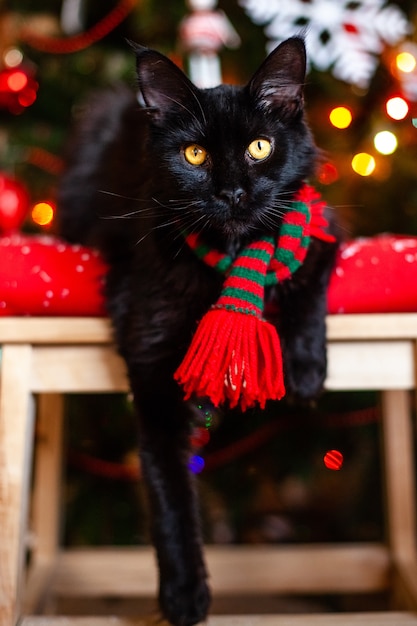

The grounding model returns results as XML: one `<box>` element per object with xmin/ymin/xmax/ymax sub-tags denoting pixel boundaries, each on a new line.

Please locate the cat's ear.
<box><xmin>132</xmin><ymin>44</ymin><xmax>197</xmax><ymax>123</ymax></box>
<box><xmin>248</xmin><ymin>37</ymin><xmax>306</xmax><ymax>117</ymax></box>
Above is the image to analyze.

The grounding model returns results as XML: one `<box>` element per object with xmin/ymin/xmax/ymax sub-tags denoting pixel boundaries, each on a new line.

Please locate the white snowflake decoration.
<box><xmin>240</xmin><ymin>0</ymin><xmax>412</xmax><ymax>88</ymax></box>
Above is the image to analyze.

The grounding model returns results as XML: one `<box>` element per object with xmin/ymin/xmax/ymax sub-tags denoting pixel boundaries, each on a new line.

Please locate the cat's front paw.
<box><xmin>159</xmin><ymin>576</ymin><xmax>211</xmax><ymax>626</ymax></box>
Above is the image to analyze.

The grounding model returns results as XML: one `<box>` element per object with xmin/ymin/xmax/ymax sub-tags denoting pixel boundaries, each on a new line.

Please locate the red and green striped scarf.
<box><xmin>174</xmin><ymin>184</ymin><xmax>335</xmax><ymax>411</ymax></box>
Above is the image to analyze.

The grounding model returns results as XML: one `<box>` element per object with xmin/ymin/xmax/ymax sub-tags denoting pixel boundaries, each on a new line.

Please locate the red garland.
<box><xmin>21</xmin><ymin>0</ymin><xmax>138</xmax><ymax>54</ymax></box>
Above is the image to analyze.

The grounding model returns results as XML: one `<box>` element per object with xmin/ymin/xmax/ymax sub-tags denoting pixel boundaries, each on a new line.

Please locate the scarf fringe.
<box><xmin>174</xmin><ymin>308</ymin><xmax>286</xmax><ymax>411</ymax></box>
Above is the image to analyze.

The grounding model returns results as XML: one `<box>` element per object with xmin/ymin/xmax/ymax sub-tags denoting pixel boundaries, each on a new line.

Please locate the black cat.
<box><xmin>58</xmin><ymin>37</ymin><xmax>339</xmax><ymax>626</ymax></box>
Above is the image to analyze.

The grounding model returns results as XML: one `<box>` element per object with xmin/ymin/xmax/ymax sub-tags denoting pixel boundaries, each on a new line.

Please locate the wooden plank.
<box><xmin>0</xmin><ymin>345</ymin><xmax>35</xmax><ymax>625</ymax></box>
<box><xmin>0</xmin><ymin>317</ymin><xmax>113</xmax><ymax>344</ymax></box>
<box><xmin>23</xmin><ymin>559</ymin><xmax>57</xmax><ymax>617</ymax></box>
<box><xmin>30</xmin><ymin>347</ymin><xmax>129</xmax><ymax>393</ymax></box>
<box><xmin>1</xmin><ymin>313</ymin><xmax>417</xmax><ymax>345</ymax></box>
<box><xmin>31</xmin><ymin>394</ymin><xmax>64</xmax><ymax>563</ymax></box>
<box><xmin>24</xmin><ymin>340</ymin><xmax>416</xmax><ymax>394</ymax></box>
<box><xmin>326</xmin><ymin>314</ymin><xmax>417</xmax><ymax>340</ymax></box>
<box><xmin>381</xmin><ymin>391</ymin><xmax>417</xmax><ymax>560</ymax></box>
<box><xmin>50</xmin><ymin>545</ymin><xmax>390</xmax><ymax>598</ymax></box>
<box><xmin>394</xmin><ymin>560</ymin><xmax>417</xmax><ymax>611</ymax></box>
<box><xmin>19</xmin><ymin>611</ymin><xmax>417</xmax><ymax>625</ymax></box>
<box><xmin>25</xmin><ymin>395</ymin><xmax>65</xmax><ymax>614</ymax></box>
<box><xmin>22</xmin><ymin>619</ymin><xmax>159</xmax><ymax>626</ymax></box>
<box><xmin>326</xmin><ymin>341</ymin><xmax>414</xmax><ymax>390</ymax></box>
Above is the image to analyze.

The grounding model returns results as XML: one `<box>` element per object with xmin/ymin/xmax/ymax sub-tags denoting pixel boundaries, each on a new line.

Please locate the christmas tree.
<box><xmin>2</xmin><ymin>0</ymin><xmax>417</xmax><ymax>236</ymax></box>
<box><xmin>1</xmin><ymin>0</ymin><xmax>416</xmax><ymax>548</ymax></box>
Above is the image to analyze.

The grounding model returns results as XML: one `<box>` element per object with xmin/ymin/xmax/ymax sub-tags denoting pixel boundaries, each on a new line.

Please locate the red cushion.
<box><xmin>0</xmin><ymin>234</ymin><xmax>107</xmax><ymax>316</ymax></box>
<box><xmin>327</xmin><ymin>234</ymin><xmax>417</xmax><ymax>314</ymax></box>
<box><xmin>1</xmin><ymin>233</ymin><xmax>417</xmax><ymax>317</ymax></box>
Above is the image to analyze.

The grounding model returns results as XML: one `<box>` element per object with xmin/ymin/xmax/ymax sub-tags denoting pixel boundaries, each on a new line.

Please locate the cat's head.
<box><xmin>134</xmin><ymin>37</ymin><xmax>318</xmax><ymax>243</ymax></box>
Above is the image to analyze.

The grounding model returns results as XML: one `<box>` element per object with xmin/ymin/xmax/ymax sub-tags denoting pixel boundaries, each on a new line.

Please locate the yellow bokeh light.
<box><xmin>386</xmin><ymin>96</ymin><xmax>409</xmax><ymax>120</ymax></box>
<box><xmin>396</xmin><ymin>51</ymin><xmax>416</xmax><ymax>73</ymax></box>
<box><xmin>329</xmin><ymin>106</ymin><xmax>352</xmax><ymax>129</ymax></box>
<box><xmin>351</xmin><ymin>153</ymin><xmax>376</xmax><ymax>177</ymax></box>
<box><xmin>374</xmin><ymin>130</ymin><xmax>398</xmax><ymax>155</ymax></box>
<box><xmin>31</xmin><ymin>201</ymin><xmax>54</xmax><ymax>226</ymax></box>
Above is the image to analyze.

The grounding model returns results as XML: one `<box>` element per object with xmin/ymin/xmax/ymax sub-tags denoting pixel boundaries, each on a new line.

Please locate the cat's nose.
<box><xmin>218</xmin><ymin>188</ymin><xmax>246</xmax><ymax>207</ymax></box>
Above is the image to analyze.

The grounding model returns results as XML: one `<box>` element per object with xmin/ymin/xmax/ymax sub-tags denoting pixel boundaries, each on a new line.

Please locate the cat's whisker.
<box><xmin>99</xmin><ymin>189</ymin><xmax>149</xmax><ymax>203</ymax></box>
<box><xmin>184</xmin><ymin>213</ymin><xmax>210</xmax><ymax>236</ymax></box>
<box><xmin>102</xmin><ymin>207</ymin><xmax>155</xmax><ymax>220</ymax></box>
<box><xmin>134</xmin><ymin>231</ymin><xmax>152</xmax><ymax>246</ymax></box>
<box><xmin>171</xmin><ymin>214</ymin><xmax>212</xmax><ymax>259</ymax></box>
<box><xmin>152</xmin><ymin>197</ymin><xmax>203</xmax><ymax>212</ymax></box>
<box><xmin>266</xmin><ymin>205</ymin><xmax>285</xmax><ymax>215</ymax></box>
<box><xmin>152</xmin><ymin>217</ymin><xmax>183</xmax><ymax>230</ymax></box>
<box><xmin>148</xmin><ymin>212</ymin><xmax>209</xmax><ymax>260</ymax></box>
<box><xmin>263</xmin><ymin>206</ymin><xmax>287</xmax><ymax>220</ymax></box>
<box><xmin>133</xmin><ymin>212</ymin><xmax>191</xmax><ymax>244</ymax></box>
<box><xmin>147</xmin><ymin>206</ymin><xmax>204</xmax><ymax>237</ymax></box>
<box><xmin>159</xmin><ymin>93</ymin><xmax>205</xmax><ymax>133</ymax></box>
<box><xmin>171</xmin><ymin>215</ymin><xmax>207</xmax><ymax>245</ymax></box>
<box><xmin>258</xmin><ymin>214</ymin><xmax>278</xmax><ymax>231</ymax></box>
<box><xmin>134</xmin><ymin>212</ymin><xmax>189</xmax><ymax>244</ymax></box>
<box><xmin>105</xmin><ymin>202</ymin><xmax>202</xmax><ymax>222</ymax></box>
<box><xmin>188</xmin><ymin>86</ymin><xmax>207</xmax><ymax>127</ymax></box>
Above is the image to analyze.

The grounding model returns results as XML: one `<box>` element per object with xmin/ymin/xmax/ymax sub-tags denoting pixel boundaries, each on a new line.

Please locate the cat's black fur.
<box><xmin>58</xmin><ymin>37</ymin><xmax>339</xmax><ymax>626</ymax></box>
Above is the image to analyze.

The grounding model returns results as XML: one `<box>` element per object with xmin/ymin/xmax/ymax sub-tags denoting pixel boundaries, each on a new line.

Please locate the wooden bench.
<box><xmin>1</xmin><ymin>314</ymin><xmax>417</xmax><ymax>625</ymax></box>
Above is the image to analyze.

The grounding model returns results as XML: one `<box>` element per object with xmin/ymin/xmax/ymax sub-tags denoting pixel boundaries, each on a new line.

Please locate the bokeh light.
<box><xmin>4</xmin><ymin>48</ymin><xmax>23</xmax><ymax>68</ymax></box>
<box><xmin>396</xmin><ymin>51</ymin><xmax>416</xmax><ymax>73</ymax></box>
<box><xmin>7</xmin><ymin>70</ymin><xmax>28</xmax><ymax>92</ymax></box>
<box><xmin>329</xmin><ymin>106</ymin><xmax>352</xmax><ymax>129</ymax></box>
<box><xmin>324</xmin><ymin>449</ymin><xmax>344</xmax><ymax>471</ymax></box>
<box><xmin>31</xmin><ymin>201</ymin><xmax>55</xmax><ymax>226</ymax></box>
<box><xmin>188</xmin><ymin>455</ymin><xmax>205</xmax><ymax>474</ymax></box>
<box><xmin>317</xmin><ymin>161</ymin><xmax>339</xmax><ymax>185</ymax></box>
<box><xmin>374</xmin><ymin>130</ymin><xmax>398</xmax><ymax>155</ymax></box>
<box><xmin>386</xmin><ymin>96</ymin><xmax>409</xmax><ymax>120</ymax></box>
<box><xmin>351</xmin><ymin>153</ymin><xmax>376</xmax><ymax>176</ymax></box>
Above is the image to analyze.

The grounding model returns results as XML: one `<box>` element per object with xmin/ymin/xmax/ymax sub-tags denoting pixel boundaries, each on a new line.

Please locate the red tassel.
<box><xmin>174</xmin><ymin>309</ymin><xmax>286</xmax><ymax>411</ymax></box>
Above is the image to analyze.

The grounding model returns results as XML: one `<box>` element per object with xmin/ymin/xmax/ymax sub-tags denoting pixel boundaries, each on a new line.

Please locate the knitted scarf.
<box><xmin>174</xmin><ymin>184</ymin><xmax>335</xmax><ymax>411</ymax></box>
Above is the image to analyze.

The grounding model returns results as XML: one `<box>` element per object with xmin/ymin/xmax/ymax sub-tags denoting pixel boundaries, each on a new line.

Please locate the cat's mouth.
<box><xmin>210</xmin><ymin>205</ymin><xmax>279</xmax><ymax>240</ymax></box>
<box><xmin>199</xmin><ymin>192</ymin><xmax>282</xmax><ymax>241</ymax></box>
<box><xmin>207</xmin><ymin>196</ymin><xmax>255</xmax><ymax>238</ymax></box>
<box><xmin>219</xmin><ymin>218</ymin><xmax>255</xmax><ymax>238</ymax></box>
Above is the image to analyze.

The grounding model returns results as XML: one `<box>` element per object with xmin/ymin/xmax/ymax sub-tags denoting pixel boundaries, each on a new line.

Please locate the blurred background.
<box><xmin>1</xmin><ymin>0</ymin><xmax>416</xmax><ymax>597</ymax></box>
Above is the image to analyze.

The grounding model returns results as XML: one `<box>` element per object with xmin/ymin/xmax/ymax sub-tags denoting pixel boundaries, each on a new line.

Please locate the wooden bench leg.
<box><xmin>380</xmin><ymin>389</ymin><xmax>417</xmax><ymax>609</ymax></box>
<box><xmin>24</xmin><ymin>393</ymin><xmax>64</xmax><ymax>615</ymax></box>
<box><xmin>0</xmin><ymin>345</ymin><xmax>35</xmax><ymax>625</ymax></box>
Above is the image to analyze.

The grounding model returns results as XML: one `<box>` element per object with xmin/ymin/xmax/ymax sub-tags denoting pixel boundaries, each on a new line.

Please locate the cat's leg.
<box><xmin>129</xmin><ymin>370</ymin><xmax>211</xmax><ymax>626</ymax></box>
<box><xmin>278</xmin><ymin>240</ymin><xmax>337</xmax><ymax>401</ymax></box>
<box><xmin>280</xmin><ymin>291</ymin><xmax>328</xmax><ymax>401</ymax></box>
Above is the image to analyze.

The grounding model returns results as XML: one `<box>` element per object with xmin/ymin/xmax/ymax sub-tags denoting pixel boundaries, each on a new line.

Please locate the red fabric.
<box><xmin>327</xmin><ymin>234</ymin><xmax>417</xmax><ymax>314</ymax></box>
<box><xmin>1</xmin><ymin>233</ymin><xmax>417</xmax><ymax>318</ymax></box>
<box><xmin>0</xmin><ymin>234</ymin><xmax>107</xmax><ymax>316</ymax></box>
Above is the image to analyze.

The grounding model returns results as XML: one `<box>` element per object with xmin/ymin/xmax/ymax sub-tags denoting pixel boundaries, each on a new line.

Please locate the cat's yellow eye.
<box><xmin>247</xmin><ymin>138</ymin><xmax>272</xmax><ymax>161</ymax></box>
<box><xmin>184</xmin><ymin>144</ymin><xmax>208</xmax><ymax>166</ymax></box>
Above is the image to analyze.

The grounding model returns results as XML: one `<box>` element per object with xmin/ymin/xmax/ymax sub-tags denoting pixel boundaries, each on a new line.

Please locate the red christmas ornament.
<box><xmin>0</xmin><ymin>173</ymin><xmax>30</xmax><ymax>233</ymax></box>
<box><xmin>324</xmin><ymin>450</ymin><xmax>344</xmax><ymax>471</ymax></box>
<box><xmin>0</xmin><ymin>66</ymin><xmax>38</xmax><ymax>114</ymax></box>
